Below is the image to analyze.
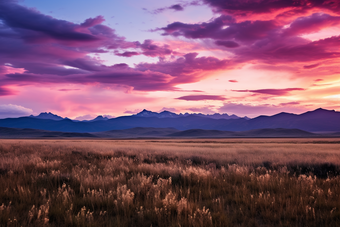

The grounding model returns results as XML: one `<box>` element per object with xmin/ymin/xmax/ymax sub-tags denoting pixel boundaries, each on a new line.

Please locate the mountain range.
<box><xmin>0</xmin><ymin>108</ymin><xmax>339</xmax><ymax>134</ymax></box>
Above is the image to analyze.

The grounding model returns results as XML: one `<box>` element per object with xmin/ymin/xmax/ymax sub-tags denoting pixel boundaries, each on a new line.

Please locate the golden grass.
<box><xmin>1</xmin><ymin>138</ymin><xmax>340</xmax><ymax>226</ymax></box>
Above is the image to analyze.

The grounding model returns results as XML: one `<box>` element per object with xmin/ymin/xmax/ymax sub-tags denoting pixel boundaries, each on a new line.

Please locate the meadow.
<box><xmin>1</xmin><ymin>138</ymin><xmax>340</xmax><ymax>226</ymax></box>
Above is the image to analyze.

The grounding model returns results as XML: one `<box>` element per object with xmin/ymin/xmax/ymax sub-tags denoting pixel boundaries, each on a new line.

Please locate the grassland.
<box><xmin>1</xmin><ymin>138</ymin><xmax>340</xmax><ymax>226</ymax></box>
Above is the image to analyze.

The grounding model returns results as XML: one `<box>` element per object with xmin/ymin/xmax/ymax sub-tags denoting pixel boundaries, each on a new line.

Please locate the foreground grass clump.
<box><xmin>1</xmin><ymin>139</ymin><xmax>340</xmax><ymax>226</ymax></box>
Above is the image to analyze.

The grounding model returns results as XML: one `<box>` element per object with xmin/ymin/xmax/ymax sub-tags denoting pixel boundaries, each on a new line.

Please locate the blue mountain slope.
<box><xmin>0</xmin><ymin>108</ymin><xmax>339</xmax><ymax>133</ymax></box>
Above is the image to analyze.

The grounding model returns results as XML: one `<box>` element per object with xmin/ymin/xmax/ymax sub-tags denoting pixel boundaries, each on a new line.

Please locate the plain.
<box><xmin>1</xmin><ymin>138</ymin><xmax>340</xmax><ymax>226</ymax></box>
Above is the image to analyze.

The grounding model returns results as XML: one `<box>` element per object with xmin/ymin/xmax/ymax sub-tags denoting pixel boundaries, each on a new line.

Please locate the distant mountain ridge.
<box><xmin>1</xmin><ymin>108</ymin><xmax>340</xmax><ymax>133</ymax></box>
<box><xmin>134</xmin><ymin>109</ymin><xmax>246</xmax><ymax>120</ymax></box>
<box><xmin>29</xmin><ymin>112</ymin><xmax>64</xmax><ymax>121</ymax></box>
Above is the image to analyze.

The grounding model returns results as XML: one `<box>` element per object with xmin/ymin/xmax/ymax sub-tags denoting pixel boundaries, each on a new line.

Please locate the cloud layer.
<box><xmin>1</xmin><ymin>0</ymin><xmax>339</xmax><ymax>116</ymax></box>
<box><xmin>233</xmin><ymin>88</ymin><xmax>305</xmax><ymax>96</ymax></box>
<box><xmin>0</xmin><ymin>104</ymin><xmax>33</xmax><ymax>119</ymax></box>
<box><xmin>176</xmin><ymin>95</ymin><xmax>226</xmax><ymax>101</ymax></box>
<box><xmin>0</xmin><ymin>1</ymin><xmax>231</xmax><ymax>93</ymax></box>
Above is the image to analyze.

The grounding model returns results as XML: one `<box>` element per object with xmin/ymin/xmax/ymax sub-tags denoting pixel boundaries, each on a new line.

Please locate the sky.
<box><xmin>0</xmin><ymin>0</ymin><xmax>340</xmax><ymax>119</ymax></box>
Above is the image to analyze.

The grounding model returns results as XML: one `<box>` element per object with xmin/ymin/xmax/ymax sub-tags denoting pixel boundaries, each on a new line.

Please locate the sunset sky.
<box><xmin>0</xmin><ymin>0</ymin><xmax>340</xmax><ymax>119</ymax></box>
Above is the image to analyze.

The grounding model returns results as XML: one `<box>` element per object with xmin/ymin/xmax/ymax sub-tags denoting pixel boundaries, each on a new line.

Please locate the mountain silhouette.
<box><xmin>29</xmin><ymin>112</ymin><xmax>64</xmax><ymax>121</ymax></box>
<box><xmin>0</xmin><ymin>108</ymin><xmax>339</xmax><ymax>133</ymax></box>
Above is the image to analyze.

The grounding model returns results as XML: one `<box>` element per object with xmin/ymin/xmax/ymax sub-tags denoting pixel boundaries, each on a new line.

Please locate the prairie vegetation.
<box><xmin>1</xmin><ymin>138</ymin><xmax>340</xmax><ymax>226</ymax></box>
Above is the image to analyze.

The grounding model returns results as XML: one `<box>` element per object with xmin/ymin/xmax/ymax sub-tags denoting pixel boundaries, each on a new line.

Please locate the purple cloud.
<box><xmin>1</xmin><ymin>0</ymin><xmax>336</xmax><ymax>97</ymax></box>
<box><xmin>187</xmin><ymin>106</ymin><xmax>215</xmax><ymax>114</ymax></box>
<box><xmin>58</xmin><ymin>89</ymin><xmax>81</xmax><ymax>92</ymax></box>
<box><xmin>0</xmin><ymin>2</ymin><xmax>99</xmax><ymax>43</ymax></box>
<box><xmin>81</xmin><ymin>16</ymin><xmax>105</xmax><ymax>28</ymax></box>
<box><xmin>283</xmin><ymin>13</ymin><xmax>340</xmax><ymax>37</ymax></box>
<box><xmin>0</xmin><ymin>104</ymin><xmax>33</xmax><ymax>119</ymax></box>
<box><xmin>114</xmin><ymin>51</ymin><xmax>140</xmax><ymax>57</ymax></box>
<box><xmin>2</xmin><ymin>52</ymin><xmax>229</xmax><ymax>91</ymax></box>
<box><xmin>228</xmin><ymin>80</ymin><xmax>238</xmax><ymax>83</ymax></box>
<box><xmin>176</xmin><ymin>95</ymin><xmax>226</xmax><ymax>101</ymax></box>
<box><xmin>304</xmin><ymin>63</ymin><xmax>320</xmax><ymax>69</ymax></box>
<box><xmin>124</xmin><ymin>109</ymin><xmax>142</xmax><ymax>114</ymax></box>
<box><xmin>157</xmin><ymin>11</ymin><xmax>340</xmax><ymax>67</ymax></box>
<box><xmin>1</xmin><ymin>1</ymin><xmax>233</xmax><ymax>92</ymax></box>
<box><xmin>0</xmin><ymin>87</ymin><xmax>14</xmax><ymax>96</ymax></box>
<box><xmin>138</xmin><ymin>40</ymin><xmax>173</xmax><ymax>57</ymax></box>
<box><xmin>202</xmin><ymin>0</ymin><xmax>340</xmax><ymax>17</ymax></box>
<box><xmin>169</xmin><ymin>4</ymin><xmax>184</xmax><ymax>11</ymax></box>
<box><xmin>215</xmin><ymin>40</ymin><xmax>239</xmax><ymax>48</ymax></box>
<box><xmin>153</xmin><ymin>4</ymin><xmax>184</xmax><ymax>14</ymax></box>
<box><xmin>218</xmin><ymin>102</ymin><xmax>307</xmax><ymax>117</ymax></box>
<box><xmin>232</xmin><ymin>88</ymin><xmax>305</xmax><ymax>96</ymax></box>
<box><xmin>136</xmin><ymin>53</ymin><xmax>231</xmax><ymax>86</ymax></box>
<box><xmin>279</xmin><ymin>102</ymin><xmax>300</xmax><ymax>106</ymax></box>
<box><xmin>152</xmin><ymin>1</ymin><xmax>200</xmax><ymax>14</ymax></box>
<box><xmin>218</xmin><ymin>103</ymin><xmax>273</xmax><ymax>116</ymax></box>
<box><xmin>159</xmin><ymin>15</ymin><xmax>276</xmax><ymax>43</ymax></box>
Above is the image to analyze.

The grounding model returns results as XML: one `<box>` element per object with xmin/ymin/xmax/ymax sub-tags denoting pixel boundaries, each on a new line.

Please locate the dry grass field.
<box><xmin>1</xmin><ymin>138</ymin><xmax>340</xmax><ymax>226</ymax></box>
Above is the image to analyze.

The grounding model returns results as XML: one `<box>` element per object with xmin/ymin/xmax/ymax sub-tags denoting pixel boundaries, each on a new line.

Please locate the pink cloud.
<box><xmin>73</xmin><ymin>114</ymin><xmax>96</xmax><ymax>121</ymax></box>
<box><xmin>279</xmin><ymin>102</ymin><xmax>300</xmax><ymax>106</ymax></box>
<box><xmin>0</xmin><ymin>2</ymin><xmax>235</xmax><ymax>93</ymax></box>
<box><xmin>136</xmin><ymin>53</ymin><xmax>231</xmax><ymax>86</ymax></box>
<box><xmin>157</xmin><ymin>12</ymin><xmax>340</xmax><ymax>69</ymax></box>
<box><xmin>186</xmin><ymin>106</ymin><xmax>216</xmax><ymax>114</ymax></box>
<box><xmin>1</xmin><ymin>0</ymin><xmax>340</xmax><ymax>118</ymax></box>
<box><xmin>138</xmin><ymin>40</ymin><xmax>173</xmax><ymax>57</ymax></box>
<box><xmin>124</xmin><ymin>109</ymin><xmax>141</xmax><ymax>114</ymax></box>
<box><xmin>58</xmin><ymin>89</ymin><xmax>81</xmax><ymax>92</ymax></box>
<box><xmin>232</xmin><ymin>88</ymin><xmax>305</xmax><ymax>96</ymax></box>
<box><xmin>218</xmin><ymin>102</ymin><xmax>308</xmax><ymax>117</ymax></box>
<box><xmin>159</xmin><ymin>15</ymin><xmax>277</xmax><ymax>43</ymax></box>
<box><xmin>0</xmin><ymin>87</ymin><xmax>15</xmax><ymax>96</ymax></box>
<box><xmin>159</xmin><ymin>107</ymin><xmax>179</xmax><ymax>113</ymax></box>
<box><xmin>176</xmin><ymin>95</ymin><xmax>227</xmax><ymax>101</ymax></box>
<box><xmin>202</xmin><ymin>0</ymin><xmax>340</xmax><ymax>20</ymax></box>
<box><xmin>304</xmin><ymin>63</ymin><xmax>320</xmax><ymax>69</ymax></box>
<box><xmin>80</xmin><ymin>16</ymin><xmax>105</xmax><ymax>28</ymax></box>
<box><xmin>283</xmin><ymin>13</ymin><xmax>340</xmax><ymax>36</ymax></box>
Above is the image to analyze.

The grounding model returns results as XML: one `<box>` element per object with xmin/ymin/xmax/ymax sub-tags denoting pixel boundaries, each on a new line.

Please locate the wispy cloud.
<box><xmin>176</xmin><ymin>95</ymin><xmax>227</xmax><ymax>101</ymax></box>
<box><xmin>232</xmin><ymin>88</ymin><xmax>305</xmax><ymax>96</ymax></box>
<box><xmin>0</xmin><ymin>104</ymin><xmax>33</xmax><ymax>119</ymax></box>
